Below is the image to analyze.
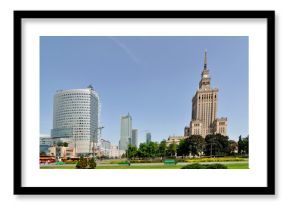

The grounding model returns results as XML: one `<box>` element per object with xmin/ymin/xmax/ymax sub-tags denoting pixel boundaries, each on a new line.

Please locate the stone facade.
<box><xmin>166</xmin><ymin>136</ymin><xmax>187</xmax><ymax>146</ymax></box>
<box><xmin>213</xmin><ymin>117</ymin><xmax>228</xmax><ymax>136</ymax></box>
<box><xmin>185</xmin><ymin>50</ymin><xmax>228</xmax><ymax>138</ymax></box>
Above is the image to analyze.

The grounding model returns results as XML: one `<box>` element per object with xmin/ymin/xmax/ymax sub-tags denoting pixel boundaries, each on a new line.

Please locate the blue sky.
<box><xmin>40</xmin><ymin>36</ymin><xmax>248</xmax><ymax>145</ymax></box>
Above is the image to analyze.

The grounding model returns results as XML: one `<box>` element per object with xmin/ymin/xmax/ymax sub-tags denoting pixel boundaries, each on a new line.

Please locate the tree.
<box><xmin>158</xmin><ymin>140</ymin><xmax>167</xmax><ymax>158</ymax></box>
<box><xmin>217</xmin><ymin>134</ymin><xmax>230</xmax><ymax>156</ymax></box>
<box><xmin>238</xmin><ymin>135</ymin><xmax>243</xmax><ymax>155</ymax></box>
<box><xmin>40</xmin><ymin>151</ymin><xmax>47</xmax><ymax>156</ymax></box>
<box><xmin>167</xmin><ymin>142</ymin><xmax>177</xmax><ymax>157</ymax></box>
<box><xmin>63</xmin><ymin>142</ymin><xmax>69</xmax><ymax>147</ymax></box>
<box><xmin>76</xmin><ymin>156</ymin><xmax>88</xmax><ymax>169</ymax></box>
<box><xmin>56</xmin><ymin>141</ymin><xmax>64</xmax><ymax>147</ymax></box>
<box><xmin>228</xmin><ymin>140</ymin><xmax>238</xmax><ymax>155</ymax></box>
<box><xmin>121</xmin><ymin>153</ymin><xmax>126</xmax><ymax>158</ymax></box>
<box><xmin>126</xmin><ymin>144</ymin><xmax>138</xmax><ymax>159</ymax></box>
<box><xmin>88</xmin><ymin>157</ymin><xmax>96</xmax><ymax>169</ymax></box>
<box><xmin>137</xmin><ymin>143</ymin><xmax>148</xmax><ymax>159</ymax></box>
<box><xmin>186</xmin><ymin>135</ymin><xmax>205</xmax><ymax>156</ymax></box>
<box><xmin>204</xmin><ymin>134</ymin><xmax>229</xmax><ymax>156</ymax></box>
<box><xmin>238</xmin><ymin>135</ymin><xmax>249</xmax><ymax>155</ymax></box>
<box><xmin>244</xmin><ymin>136</ymin><xmax>249</xmax><ymax>155</ymax></box>
<box><xmin>177</xmin><ymin>139</ymin><xmax>189</xmax><ymax>157</ymax></box>
<box><xmin>147</xmin><ymin>142</ymin><xmax>159</xmax><ymax>158</ymax></box>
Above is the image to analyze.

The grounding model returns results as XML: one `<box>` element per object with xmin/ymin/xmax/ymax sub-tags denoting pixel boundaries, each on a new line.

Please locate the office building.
<box><xmin>119</xmin><ymin>113</ymin><xmax>132</xmax><ymax>150</ymax></box>
<box><xmin>146</xmin><ymin>132</ymin><xmax>151</xmax><ymax>144</ymax></box>
<box><xmin>51</xmin><ymin>85</ymin><xmax>100</xmax><ymax>155</ymax></box>
<box><xmin>131</xmin><ymin>129</ymin><xmax>138</xmax><ymax>147</ymax></box>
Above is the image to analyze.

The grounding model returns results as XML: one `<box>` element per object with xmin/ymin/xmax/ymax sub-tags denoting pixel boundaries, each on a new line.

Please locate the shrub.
<box><xmin>181</xmin><ymin>163</ymin><xmax>227</xmax><ymax>169</ymax></box>
<box><xmin>181</xmin><ymin>163</ymin><xmax>204</xmax><ymax>169</ymax></box>
<box><xmin>88</xmin><ymin>158</ymin><xmax>97</xmax><ymax>169</ymax></box>
<box><xmin>205</xmin><ymin>164</ymin><xmax>228</xmax><ymax>169</ymax></box>
<box><xmin>76</xmin><ymin>161</ymin><xmax>81</xmax><ymax>168</ymax></box>
<box><xmin>76</xmin><ymin>156</ymin><xmax>88</xmax><ymax>169</ymax></box>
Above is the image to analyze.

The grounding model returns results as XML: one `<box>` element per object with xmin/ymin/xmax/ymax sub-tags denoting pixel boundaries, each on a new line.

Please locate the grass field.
<box><xmin>225</xmin><ymin>163</ymin><xmax>249</xmax><ymax>169</ymax></box>
<box><xmin>40</xmin><ymin>162</ymin><xmax>248</xmax><ymax>169</ymax></box>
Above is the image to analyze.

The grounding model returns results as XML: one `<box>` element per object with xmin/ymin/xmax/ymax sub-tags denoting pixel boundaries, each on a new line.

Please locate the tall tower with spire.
<box><xmin>184</xmin><ymin>50</ymin><xmax>227</xmax><ymax>138</ymax></box>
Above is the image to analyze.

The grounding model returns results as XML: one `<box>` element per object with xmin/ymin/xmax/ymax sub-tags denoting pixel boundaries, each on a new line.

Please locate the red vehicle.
<box><xmin>39</xmin><ymin>156</ymin><xmax>56</xmax><ymax>164</ymax></box>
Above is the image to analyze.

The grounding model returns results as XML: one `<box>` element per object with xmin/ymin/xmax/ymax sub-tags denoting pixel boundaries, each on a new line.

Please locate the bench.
<box><xmin>118</xmin><ymin>161</ymin><xmax>131</xmax><ymax>166</ymax></box>
<box><xmin>164</xmin><ymin>159</ymin><xmax>177</xmax><ymax>165</ymax></box>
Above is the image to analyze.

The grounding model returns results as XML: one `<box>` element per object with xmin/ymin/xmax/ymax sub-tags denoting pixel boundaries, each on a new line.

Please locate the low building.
<box><xmin>51</xmin><ymin>136</ymin><xmax>74</xmax><ymax>146</ymax></box>
<box><xmin>100</xmin><ymin>139</ymin><xmax>111</xmax><ymax>157</ymax></box>
<box><xmin>40</xmin><ymin>137</ymin><xmax>53</xmax><ymax>146</ymax></box>
<box><xmin>166</xmin><ymin>136</ymin><xmax>187</xmax><ymax>146</ymax></box>
<box><xmin>48</xmin><ymin>146</ymin><xmax>75</xmax><ymax>159</ymax></box>
<box><xmin>40</xmin><ymin>136</ymin><xmax>75</xmax><ymax>156</ymax></box>
<box><xmin>40</xmin><ymin>136</ymin><xmax>53</xmax><ymax>155</ymax></box>
<box><xmin>110</xmin><ymin>145</ymin><xmax>120</xmax><ymax>159</ymax></box>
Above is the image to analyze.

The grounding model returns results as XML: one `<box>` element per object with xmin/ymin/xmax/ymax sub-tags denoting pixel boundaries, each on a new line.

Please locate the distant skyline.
<box><xmin>40</xmin><ymin>36</ymin><xmax>248</xmax><ymax>145</ymax></box>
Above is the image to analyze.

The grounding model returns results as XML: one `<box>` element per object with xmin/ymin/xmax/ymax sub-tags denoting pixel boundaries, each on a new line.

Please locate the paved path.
<box><xmin>97</xmin><ymin>160</ymin><xmax>248</xmax><ymax>167</ymax></box>
<box><xmin>40</xmin><ymin>160</ymin><xmax>248</xmax><ymax>167</ymax></box>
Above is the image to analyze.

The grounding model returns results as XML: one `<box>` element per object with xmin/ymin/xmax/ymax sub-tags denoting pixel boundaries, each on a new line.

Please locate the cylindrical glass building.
<box><xmin>51</xmin><ymin>86</ymin><xmax>99</xmax><ymax>155</ymax></box>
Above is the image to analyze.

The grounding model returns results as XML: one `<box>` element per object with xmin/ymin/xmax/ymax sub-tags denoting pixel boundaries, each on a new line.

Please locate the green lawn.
<box><xmin>95</xmin><ymin>165</ymin><xmax>184</xmax><ymax>169</ymax></box>
<box><xmin>225</xmin><ymin>163</ymin><xmax>249</xmax><ymax>169</ymax></box>
<box><xmin>40</xmin><ymin>162</ymin><xmax>249</xmax><ymax>169</ymax></box>
<box><xmin>40</xmin><ymin>165</ymin><xmax>76</xmax><ymax>169</ymax></box>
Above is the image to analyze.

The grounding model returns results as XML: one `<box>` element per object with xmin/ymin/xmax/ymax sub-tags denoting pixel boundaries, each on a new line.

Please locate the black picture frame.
<box><xmin>14</xmin><ymin>10</ymin><xmax>275</xmax><ymax>195</ymax></box>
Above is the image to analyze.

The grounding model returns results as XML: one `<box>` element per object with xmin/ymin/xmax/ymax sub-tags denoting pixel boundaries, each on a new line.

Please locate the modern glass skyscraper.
<box><xmin>51</xmin><ymin>86</ymin><xmax>100</xmax><ymax>155</ymax></box>
<box><xmin>131</xmin><ymin>129</ymin><xmax>138</xmax><ymax>147</ymax></box>
<box><xmin>119</xmin><ymin>113</ymin><xmax>132</xmax><ymax>151</ymax></box>
<box><xmin>146</xmin><ymin>132</ymin><xmax>151</xmax><ymax>144</ymax></box>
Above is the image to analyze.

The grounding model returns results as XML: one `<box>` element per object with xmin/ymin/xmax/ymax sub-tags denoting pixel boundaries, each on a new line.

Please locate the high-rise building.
<box><xmin>184</xmin><ymin>50</ymin><xmax>227</xmax><ymax>137</ymax></box>
<box><xmin>146</xmin><ymin>132</ymin><xmax>151</xmax><ymax>144</ymax></box>
<box><xmin>131</xmin><ymin>129</ymin><xmax>138</xmax><ymax>147</ymax></box>
<box><xmin>119</xmin><ymin>113</ymin><xmax>132</xmax><ymax>150</ymax></box>
<box><xmin>51</xmin><ymin>86</ymin><xmax>100</xmax><ymax>155</ymax></box>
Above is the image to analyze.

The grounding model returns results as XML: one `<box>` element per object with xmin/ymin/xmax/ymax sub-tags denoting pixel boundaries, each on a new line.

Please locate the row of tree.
<box><xmin>125</xmin><ymin>134</ymin><xmax>249</xmax><ymax>159</ymax></box>
<box><xmin>238</xmin><ymin>135</ymin><xmax>249</xmax><ymax>155</ymax></box>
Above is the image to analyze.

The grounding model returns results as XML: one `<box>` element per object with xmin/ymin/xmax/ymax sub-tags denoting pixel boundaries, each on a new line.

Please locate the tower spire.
<box><xmin>204</xmin><ymin>49</ymin><xmax>207</xmax><ymax>70</ymax></box>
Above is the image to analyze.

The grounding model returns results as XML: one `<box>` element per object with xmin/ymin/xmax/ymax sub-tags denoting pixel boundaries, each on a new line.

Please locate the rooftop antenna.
<box><xmin>204</xmin><ymin>49</ymin><xmax>208</xmax><ymax>70</ymax></box>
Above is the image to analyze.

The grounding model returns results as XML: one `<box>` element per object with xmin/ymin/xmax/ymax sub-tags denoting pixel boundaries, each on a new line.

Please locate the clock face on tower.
<box><xmin>204</xmin><ymin>74</ymin><xmax>208</xmax><ymax>78</ymax></box>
